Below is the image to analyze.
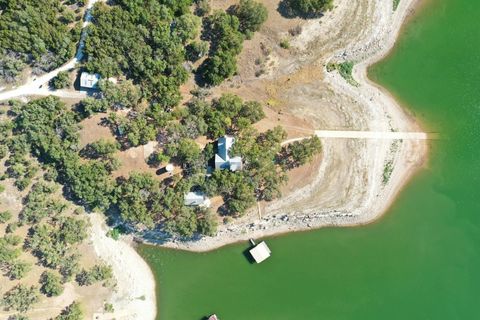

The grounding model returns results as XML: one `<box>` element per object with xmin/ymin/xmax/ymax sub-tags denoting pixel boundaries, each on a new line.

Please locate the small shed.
<box><xmin>208</xmin><ymin>315</ymin><xmax>219</xmax><ymax>320</ymax></box>
<box><xmin>80</xmin><ymin>72</ymin><xmax>100</xmax><ymax>89</ymax></box>
<box><xmin>249</xmin><ymin>241</ymin><xmax>271</xmax><ymax>263</ymax></box>
<box><xmin>184</xmin><ymin>191</ymin><xmax>210</xmax><ymax>207</ymax></box>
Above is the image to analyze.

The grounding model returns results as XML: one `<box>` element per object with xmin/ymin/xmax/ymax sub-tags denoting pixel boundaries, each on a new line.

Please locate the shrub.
<box><xmin>282</xmin><ymin>0</ymin><xmax>334</xmax><ymax>17</ymax></box>
<box><xmin>106</xmin><ymin>225</ymin><xmax>127</xmax><ymax>240</ymax></box>
<box><xmin>76</xmin><ymin>264</ymin><xmax>113</xmax><ymax>286</ymax></box>
<box><xmin>104</xmin><ymin>302</ymin><xmax>114</xmax><ymax>313</ymax></box>
<box><xmin>55</xmin><ymin>301</ymin><xmax>83</xmax><ymax>320</ymax></box>
<box><xmin>40</xmin><ymin>271</ymin><xmax>64</xmax><ymax>297</ymax></box>
<box><xmin>49</xmin><ymin>71</ymin><xmax>70</xmax><ymax>89</ymax></box>
<box><xmin>195</xmin><ymin>0</ymin><xmax>211</xmax><ymax>16</ymax></box>
<box><xmin>186</xmin><ymin>41</ymin><xmax>209</xmax><ymax>62</ymax></box>
<box><xmin>280</xmin><ymin>38</ymin><xmax>290</xmax><ymax>49</ymax></box>
<box><xmin>2</xmin><ymin>285</ymin><xmax>39</xmax><ymax>313</ymax></box>
<box><xmin>0</xmin><ymin>210</ymin><xmax>12</xmax><ymax>223</ymax></box>
<box><xmin>8</xmin><ymin>260</ymin><xmax>31</xmax><ymax>280</ymax></box>
<box><xmin>231</xmin><ymin>0</ymin><xmax>268</xmax><ymax>39</ymax></box>
<box><xmin>8</xmin><ymin>315</ymin><xmax>30</xmax><ymax>320</ymax></box>
<box><xmin>278</xmin><ymin>136</ymin><xmax>322</xmax><ymax>169</ymax></box>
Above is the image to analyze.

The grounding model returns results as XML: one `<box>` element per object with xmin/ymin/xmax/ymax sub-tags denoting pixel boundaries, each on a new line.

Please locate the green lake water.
<box><xmin>138</xmin><ymin>1</ymin><xmax>480</xmax><ymax>318</ymax></box>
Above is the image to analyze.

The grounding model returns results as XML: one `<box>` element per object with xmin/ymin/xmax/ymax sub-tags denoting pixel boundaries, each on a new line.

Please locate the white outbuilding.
<box><xmin>184</xmin><ymin>191</ymin><xmax>211</xmax><ymax>207</ymax></box>
<box><xmin>165</xmin><ymin>163</ymin><xmax>174</xmax><ymax>173</ymax></box>
<box><xmin>80</xmin><ymin>72</ymin><xmax>100</xmax><ymax>89</ymax></box>
<box><xmin>249</xmin><ymin>241</ymin><xmax>271</xmax><ymax>263</ymax></box>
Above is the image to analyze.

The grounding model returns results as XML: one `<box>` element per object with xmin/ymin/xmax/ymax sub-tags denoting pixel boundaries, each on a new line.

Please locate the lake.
<box><xmin>138</xmin><ymin>0</ymin><xmax>480</xmax><ymax>318</ymax></box>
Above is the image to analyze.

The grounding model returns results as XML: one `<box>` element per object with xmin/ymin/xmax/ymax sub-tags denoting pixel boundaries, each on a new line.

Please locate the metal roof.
<box><xmin>249</xmin><ymin>241</ymin><xmax>271</xmax><ymax>263</ymax></box>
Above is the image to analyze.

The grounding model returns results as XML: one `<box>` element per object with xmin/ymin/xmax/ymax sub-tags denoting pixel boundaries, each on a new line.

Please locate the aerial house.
<box><xmin>80</xmin><ymin>72</ymin><xmax>100</xmax><ymax>89</ymax></box>
<box><xmin>215</xmin><ymin>135</ymin><xmax>243</xmax><ymax>172</ymax></box>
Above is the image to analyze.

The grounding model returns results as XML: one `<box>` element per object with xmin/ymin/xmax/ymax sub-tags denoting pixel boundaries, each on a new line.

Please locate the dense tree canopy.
<box><xmin>13</xmin><ymin>96</ymin><xmax>115</xmax><ymax>209</ymax></box>
<box><xmin>3</xmin><ymin>61</ymin><xmax>321</xmax><ymax>238</ymax></box>
<box><xmin>0</xmin><ymin>0</ymin><xmax>82</xmax><ymax>82</ymax></box>
<box><xmin>199</xmin><ymin>11</ymin><xmax>244</xmax><ymax>85</ymax></box>
<box><xmin>84</xmin><ymin>0</ymin><xmax>195</xmax><ymax>107</ymax></box>
<box><xmin>282</xmin><ymin>0</ymin><xmax>334</xmax><ymax>17</ymax></box>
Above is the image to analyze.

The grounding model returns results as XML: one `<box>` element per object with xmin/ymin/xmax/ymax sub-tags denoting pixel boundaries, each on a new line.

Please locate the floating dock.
<box><xmin>249</xmin><ymin>240</ymin><xmax>271</xmax><ymax>263</ymax></box>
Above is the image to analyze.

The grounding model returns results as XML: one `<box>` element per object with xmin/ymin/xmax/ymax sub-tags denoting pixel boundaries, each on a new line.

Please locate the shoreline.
<box><xmin>139</xmin><ymin>0</ymin><xmax>429</xmax><ymax>252</ymax></box>
<box><xmin>89</xmin><ymin>212</ymin><xmax>157</xmax><ymax>320</ymax></box>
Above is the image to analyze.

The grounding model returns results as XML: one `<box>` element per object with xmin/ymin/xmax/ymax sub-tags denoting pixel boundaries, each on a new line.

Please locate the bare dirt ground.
<box><xmin>78</xmin><ymin>114</ymin><xmax>165</xmax><ymax>180</ymax></box>
<box><xmin>0</xmin><ymin>172</ymin><xmax>110</xmax><ymax>319</ymax></box>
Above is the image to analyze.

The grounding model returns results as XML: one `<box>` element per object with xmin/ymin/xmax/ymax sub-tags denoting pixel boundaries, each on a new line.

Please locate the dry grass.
<box><xmin>0</xmin><ymin>161</ymin><xmax>110</xmax><ymax>319</ymax></box>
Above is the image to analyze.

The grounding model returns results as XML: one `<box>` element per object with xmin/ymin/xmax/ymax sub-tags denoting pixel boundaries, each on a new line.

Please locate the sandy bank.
<box><xmin>89</xmin><ymin>213</ymin><xmax>156</xmax><ymax>320</ymax></box>
<box><xmin>143</xmin><ymin>0</ymin><xmax>428</xmax><ymax>252</ymax></box>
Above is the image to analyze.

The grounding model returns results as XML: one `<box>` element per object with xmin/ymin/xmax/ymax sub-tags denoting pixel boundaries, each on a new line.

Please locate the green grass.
<box><xmin>279</xmin><ymin>38</ymin><xmax>290</xmax><ymax>49</ymax></box>
<box><xmin>393</xmin><ymin>0</ymin><xmax>400</xmax><ymax>11</ymax></box>
<box><xmin>382</xmin><ymin>160</ymin><xmax>394</xmax><ymax>185</ymax></box>
<box><xmin>326</xmin><ymin>61</ymin><xmax>359</xmax><ymax>86</ymax></box>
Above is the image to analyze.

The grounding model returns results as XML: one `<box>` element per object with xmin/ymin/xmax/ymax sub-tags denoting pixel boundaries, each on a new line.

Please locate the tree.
<box><xmin>26</xmin><ymin>216</ymin><xmax>88</xmax><ymax>269</ymax></box>
<box><xmin>186</xmin><ymin>41</ymin><xmax>209</xmax><ymax>62</ymax></box>
<box><xmin>56</xmin><ymin>216</ymin><xmax>88</xmax><ymax>245</ymax></box>
<box><xmin>174</xmin><ymin>14</ymin><xmax>201</xmax><ymax>44</ymax></box>
<box><xmin>115</xmin><ymin>173</ymin><xmax>161</xmax><ymax>228</ymax></box>
<box><xmin>0</xmin><ymin>1</ymin><xmax>80</xmax><ymax>79</ymax></box>
<box><xmin>0</xmin><ymin>235</ymin><xmax>22</xmax><ymax>275</ymax></box>
<box><xmin>197</xmin><ymin>209</ymin><xmax>218</xmax><ymax>236</ymax></box>
<box><xmin>80</xmin><ymin>139</ymin><xmax>120</xmax><ymax>159</ymax></box>
<box><xmin>209</xmin><ymin>170</ymin><xmax>256</xmax><ymax>216</ymax></box>
<box><xmin>108</xmin><ymin>114</ymin><xmax>156</xmax><ymax>147</ymax></box>
<box><xmin>55</xmin><ymin>301</ymin><xmax>83</xmax><ymax>320</ymax></box>
<box><xmin>199</xmin><ymin>11</ymin><xmax>245</xmax><ymax>86</ymax></box>
<box><xmin>98</xmin><ymin>80</ymin><xmax>141</xmax><ymax>111</ymax></box>
<box><xmin>76</xmin><ymin>264</ymin><xmax>113</xmax><ymax>286</ymax></box>
<box><xmin>231</xmin><ymin>0</ymin><xmax>268</xmax><ymax>39</ymax></box>
<box><xmin>164</xmin><ymin>206</ymin><xmax>198</xmax><ymax>238</ymax></box>
<box><xmin>50</xmin><ymin>71</ymin><xmax>71</xmax><ymax>89</ymax></box>
<box><xmin>77</xmin><ymin>97</ymin><xmax>108</xmax><ymax>116</ymax></box>
<box><xmin>2</xmin><ymin>285</ymin><xmax>39</xmax><ymax>313</ymax></box>
<box><xmin>84</xmin><ymin>1</ymin><xmax>189</xmax><ymax>106</ymax></box>
<box><xmin>65</xmin><ymin>161</ymin><xmax>115</xmax><ymax>210</ymax></box>
<box><xmin>0</xmin><ymin>51</ymin><xmax>26</xmax><ymax>83</ymax></box>
<box><xmin>8</xmin><ymin>315</ymin><xmax>30</xmax><ymax>320</ymax></box>
<box><xmin>20</xmin><ymin>182</ymin><xmax>65</xmax><ymax>224</ymax></box>
<box><xmin>165</xmin><ymin>138</ymin><xmax>202</xmax><ymax>165</ymax></box>
<box><xmin>278</xmin><ymin>136</ymin><xmax>322</xmax><ymax>169</ymax></box>
<box><xmin>195</xmin><ymin>0</ymin><xmax>211</xmax><ymax>16</ymax></box>
<box><xmin>0</xmin><ymin>210</ymin><xmax>11</xmax><ymax>223</ymax></box>
<box><xmin>200</xmin><ymin>50</ymin><xmax>238</xmax><ymax>86</ymax></box>
<box><xmin>282</xmin><ymin>0</ymin><xmax>334</xmax><ymax>17</ymax></box>
<box><xmin>40</xmin><ymin>271</ymin><xmax>64</xmax><ymax>297</ymax></box>
<box><xmin>59</xmin><ymin>254</ymin><xmax>80</xmax><ymax>282</ymax></box>
<box><xmin>8</xmin><ymin>260</ymin><xmax>31</xmax><ymax>280</ymax></box>
<box><xmin>239</xmin><ymin>100</ymin><xmax>265</xmax><ymax>123</ymax></box>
